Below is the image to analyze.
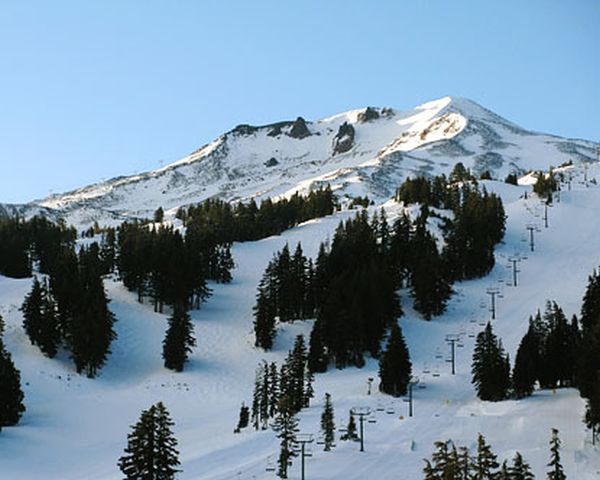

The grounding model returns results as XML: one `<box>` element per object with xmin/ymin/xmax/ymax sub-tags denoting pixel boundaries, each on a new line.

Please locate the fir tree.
<box><xmin>340</xmin><ymin>411</ymin><xmax>358</xmax><ymax>441</ymax></box>
<box><xmin>378</xmin><ymin>323</ymin><xmax>412</xmax><ymax>396</ymax></box>
<box><xmin>253</xmin><ymin>275</ymin><xmax>276</xmax><ymax>350</ymax></box>
<box><xmin>272</xmin><ymin>396</ymin><xmax>298</xmax><ymax>479</ymax></box>
<box><xmin>423</xmin><ymin>440</ymin><xmax>459</xmax><ymax>479</ymax></box>
<box><xmin>320</xmin><ymin>393</ymin><xmax>335</xmax><ymax>451</ymax></box>
<box><xmin>268</xmin><ymin>362</ymin><xmax>280</xmax><ymax>419</ymax></box>
<box><xmin>472</xmin><ymin>433</ymin><xmax>499</xmax><ymax>480</ymax></box>
<box><xmin>546</xmin><ymin>428</ymin><xmax>565</xmax><ymax>480</ymax></box>
<box><xmin>0</xmin><ymin>345</ymin><xmax>26</xmax><ymax>428</ymax></box>
<box><xmin>21</xmin><ymin>276</ymin><xmax>44</xmax><ymax>348</ymax></box>
<box><xmin>509</xmin><ymin>452</ymin><xmax>535</xmax><ymax>480</ymax></box>
<box><xmin>410</xmin><ymin>221</ymin><xmax>452</xmax><ymax>320</ymax></box>
<box><xmin>118</xmin><ymin>402</ymin><xmax>181</xmax><ymax>480</ymax></box>
<box><xmin>472</xmin><ymin>323</ymin><xmax>510</xmax><ymax>401</ymax></box>
<box><xmin>68</xmin><ymin>245</ymin><xmax>116</xmax><ymax>377</ymax></box>
<box><xmin>234</xmin><ymin>403</ymin><xmax>250</xmax><ymax>433</ymax></box>
<box><xmin>512</xmin><ymin>329</ymin><xmax>537</xmax><ymax>398</ymax></box>
<box><xmin>585</xmin><ymin>371</ymin><xmax>600</xmax><ymax>435</ymax></box>
<box><xmin>162</xmin><ymin>305</ymin><xmax>196</xmax><ymax>372</ymax></box>
<box><xmin>308</xmin><ymin>319</ymin><xmax>328</xmax><ymax>373</ymax></box>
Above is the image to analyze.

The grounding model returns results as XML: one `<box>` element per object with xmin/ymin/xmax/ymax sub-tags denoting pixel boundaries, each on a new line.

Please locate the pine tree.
<box><xmin>162</xmin><ymin>305</ymin><xmax>196</xmax><ymax>372</ymax></box>
<box><xmin>411</xmin><ymin>222</ymin><xmax>452</xmax><ymax>319</ymax></box>
<box><xmin>68</xmin><ymin>245</ymin><xmax>116</xmax><ymax>377</ymax></box>
<box><xmin>267</xmin><ymin>362</ymin><xmax>280</xmax><ymax>419</ymax></box>
<box><xmin>253</xmin><ymin>275</ymin><xmax>276</xmax><ymax>350</ymax></box>
<box><xmin>304</xmin><ymin>369</ymin><xmax>315</xmax><ymax>408</ymax></box>
<box><xmin>379</xmin><ymin>323</ymin><xmax>412</xmax><ymax>396</ymax></box>
<box><xmin>423</xmin><ymin>440</ymin><xmax>460</xmax><ymax>479</ymax></box>
<box><xmin>472</xmin><ymin>323</ymin><xmax>510</xmax><ymax>401</ymax></box>
<box><xmin>272</xmin><ymin>396</ymin><xmax>298</xmax><ymax>479</ymax></box>
<box><xmin>340</xmin><ymin>411</ymin><xmax>358</xmax><ymax>441</ymax></box>
<box><xmin>509</xmin><ymin>452</ymin><xmax>534</xmax><ymax>480</ymax></box>
<box><xmin>234</xmin><ymin>403</ymin><xmax>250</xmax><ymax>433</ymax></box>
<box><xmin>320</xmin><ymin>393</ymin><xmax>335</xmax><ymax>451</ymax></box>
<box><xmin>308</xmin><ymin>319</ymin><xmax>328</xmax><ymax>373</ymax></box>
<box><xmin>21</xmin><ymin>277</ymin><xmax>44</xmax><ymax>348</ymax></box>
<box><xmin>118</xmin><ymin>402</ymin><xmax>181</xmax><ymax>479</ymax></box>
<box><xmin>0</xmin><ymin>346</ymin><xmax>26</xmax><ymax>428</ymax></box>
<box><xmin>546</xmin><ymin>428</ymin><xmax>566</xmax><ymax>480</ymax></box>
<box><xmin>512</xmin><ymin>329</ymin><xmax>537</xmax><ymax>398</ymax></box>
<box><xmin>472</xmin><ymin>433</ymin><xmax>499</xmax><ymax>480</ymax></box>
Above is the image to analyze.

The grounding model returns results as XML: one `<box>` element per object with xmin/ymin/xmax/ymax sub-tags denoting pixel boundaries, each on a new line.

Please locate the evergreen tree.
<box><xmin>162</xmin><ymin>305</ymin><xmax>196</xmax><ymax>372</ymax></box>
<box><xmin>472</xmin><ymin>433</ymin><xmax>499</xmax><ymax>480</ymax></box>
<box><xmin>340</xmin><ymin>411</ymin><xmax>359</xmax><ymax>441</ymax></box>
<box><xmin>68</xmin><ymin>245</ymin><xmax>116</xmax><ymax>377</ymax></box>
<box><xmin>411</xmin><ymin>221</ymin><xmax>452</xmax><ymax>319</ymax></box>
<box><xmin>21</xmin><ymin>277</ymin><xmax>44</xmax><ymax>348</ymax></box>
<box><xmin>423</xmin><ymin>440</ymin><xmax>460</xmax><ymax>479</ymax></box>
<box><xmin>378</xmin><ymin>323</ymin><xmax>412</xmax><ymax>396</ymax></box>
<box><xmin>308</xmin><ymin>319</ymin><xmax>328</xmax><ymax>373</ymax></box>
<box><xmin>546</xmin><ymin>428</ymin><xmax>565</xmax><ymax>480</ymax></box>
<box><xmin>268</xmin><ymin>362</ymin><xmax>280</xmax><ymax>419</ymax></box>
<box><xmin>512</xmin><ymin>329</ymin><xmax>537</xmax><ymax>398</ymax></box>
<box><xmin>253</xmin><ymin>275</ymin><xmax>276</xmax><ymax>350</ymax></box>
<box><xmin>118</xmin><ymin>402</ymin><xmax>181</xmax><ymax>480</ymax></box>
<box><xmin>320</xmin><ymin>393</ymin><xmax>335</xmax><ymax>451</ymax></box>
<box><xmin>472</xmin><ymin>323</ymin><xmax>510</xmax><ymax>401</ymax></box>
<box><xmin>304</xmin><ymin>369</ymin><xmax>314</xmax><ymax>408</ymax></box>
<box><xmin>585</xmin><ymin>371</ymin><xmax>600</xmax><ymax>435</ymax></box>
<box><xmin>39</xmin><ymin>280</ymin><xmax>60</xmax><ymax>357</ymax></box>
<box><xmin>509</xmin><ymin>452</ymin><xmax>534</xmax><ymax>480</ymax></box>
<box><xmin>234</xmin><ymin>403</ymin><xmax>250</xmax><ymax>433</ymax></box>
<box><xmin>272</xmin><ymin>396</ymin><xmax>298</xmax><ymax>479</ymax></box>
<box><xmin>0</xmin><ymin>345</ymin><xmax>26</xmax><ymax>428</ymax></box>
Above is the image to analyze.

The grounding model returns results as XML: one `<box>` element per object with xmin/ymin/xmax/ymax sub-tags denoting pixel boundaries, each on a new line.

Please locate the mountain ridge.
<box><xmin>2</xmin><ymin>96</ymin><xmax>597</xmax><ymax>227</ymax></box>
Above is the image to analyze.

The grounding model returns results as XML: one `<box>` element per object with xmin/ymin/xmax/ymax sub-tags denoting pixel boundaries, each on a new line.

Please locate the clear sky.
<box><xmin>0</xmin><ymin>0</ymin><xmax>598</xmax><ymax>203</ymax></box>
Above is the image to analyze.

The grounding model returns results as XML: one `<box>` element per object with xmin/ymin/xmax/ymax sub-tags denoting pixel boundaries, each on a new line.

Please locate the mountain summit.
<box><xmin>3</xmin><ymin>97</ymin><xmax>597</xmax><ymax>226</ymax></box>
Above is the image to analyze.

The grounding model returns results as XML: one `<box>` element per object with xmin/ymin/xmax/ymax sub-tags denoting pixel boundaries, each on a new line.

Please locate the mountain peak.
<box><xmin>3</xmin><ymin>97</ymin><xmax>597</xmax><ymax>227</ymax></box>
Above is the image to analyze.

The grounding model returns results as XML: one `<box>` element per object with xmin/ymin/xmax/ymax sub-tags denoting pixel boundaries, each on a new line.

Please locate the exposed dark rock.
<box><xmin>332</xmin><ymin>122</ymin><xmax>355</xmax><ymax>155</ymax></box>
<box><xmin>357</xmin><ymin>106</ymin><xmax>380</xmax><ymax>123</ymax></box>
<box><xmin>264</xmin><ymin>157</ymin><xmax>279</xmax><ymax>167</ymax></box>
<box><xmin>288</xmin><ymin>117</ymin><xmax>312</xmax><ymax>139</ymax></box>
<box><xmin>267</xmin><ymin>125</ymin><xmax>282</xmax><ymax>137</ymax></box>
<box><xmin>232</xmin><ymin>124</ymin><xmax>258</xmax><ymax>136</ymax></box>
<box><xmin>381</xmin><ymin>107</ymin><xmax>394</xmax><ymax>118</ymax></box>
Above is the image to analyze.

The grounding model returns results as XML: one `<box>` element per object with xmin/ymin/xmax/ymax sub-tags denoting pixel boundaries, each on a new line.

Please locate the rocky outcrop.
<box><xmin>288</xmin><ymin>117</ymin><xmax>311</xmax><ymax>139</ymax></box>
<box><xmin>357</xmin><ymin>106</ymin><xmax>380</xmax><ymax>123</ymax></box>
<box><xmin>332</xmin><ymin>122</ymin><xmax>355</xmax><ymax>154</ymax></box>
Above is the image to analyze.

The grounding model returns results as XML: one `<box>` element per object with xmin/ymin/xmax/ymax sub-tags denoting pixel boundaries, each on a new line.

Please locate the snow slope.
<box><xmin>1</xmin><ymin>97</ymin><xmax>597</xmax><ymax>228</ymax></box>
<box><xmin>1</xmin><ymin>162</ymin><xmax>600</xmax><ymax>479</ymax></box>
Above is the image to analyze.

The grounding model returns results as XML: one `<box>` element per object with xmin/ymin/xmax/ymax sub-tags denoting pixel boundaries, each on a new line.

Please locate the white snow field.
<box><xmin>0</xmin><ymin>97</ymin><xmax>596</xmax><ymax>228</ymax></box>
<box><xmin>1</xmin><ymin>161</ymin><xmax>600</xmax><ymax>479</ymax></box>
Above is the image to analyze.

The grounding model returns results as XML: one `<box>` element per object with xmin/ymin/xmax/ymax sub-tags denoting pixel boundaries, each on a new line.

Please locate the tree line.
<box><xmin>176</xmin><ymin>186</ymin><xmax>337</xmax><ymax>243</ymax></box>
<box><xmin>0</xmin><ymin>314</ymin><xmax>26</xmax><ymax>432</ymax></box>
<box><xmin>472</xmin><ymin>300</ymin><xmax>580</xmax><ymax>403</ymax></box>
<box><xmin>255</xmin><ymin>176</ymin><xmax>505</xmax><ymax>373</ymax></box>
<box><xmin>0</xmin><ymin>215</ymin><xmax>76</xmax><ymax>279</ymax></box>
<box><xmin>423</xmin><ymin>429</ymin><xmax>565</xmax><ymax>479</ymax></box>
<box><xmin>21</xmin><ymin>243</ymin><xmax>116</xmax><ymax>378</ymax></box>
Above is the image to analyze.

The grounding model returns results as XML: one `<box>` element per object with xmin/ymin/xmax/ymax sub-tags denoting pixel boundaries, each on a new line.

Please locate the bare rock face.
<box><xmin>357</xmin><ymin>106</ymin><xmax>380</xmax><ymax>123</ymax></box>
<box><xmin>288</xmin><ymin>117</ymin><xmax>311</xmax><ymax>139</ymax></box>
<box><xmin>264</xmin><ymin>157</ymin><xmax>279</xmax><ymax>167</ymax></box>
<box><xmin>332</xmin><ymin>122</ymin><xmax>355</xmax><ymax>154</ymax></box>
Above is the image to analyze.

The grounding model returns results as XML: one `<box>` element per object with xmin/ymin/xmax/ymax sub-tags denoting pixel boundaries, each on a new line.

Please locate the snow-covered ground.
<box><xmin>1</xmin><ymin>97</ymin><xmax>596</xmax><ymax>228</ymax></box>
<box><xmin>1</xmin><ymin>163</ymin><xmax>600</xmax><ymax>479</ymax></box>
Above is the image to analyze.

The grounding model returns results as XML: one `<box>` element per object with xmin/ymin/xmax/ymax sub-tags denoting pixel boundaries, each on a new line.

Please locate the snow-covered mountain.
<box><xmin>2</xmin><ymin>96</ymin><xmax>597</xmax><ymax>227</ymax></box>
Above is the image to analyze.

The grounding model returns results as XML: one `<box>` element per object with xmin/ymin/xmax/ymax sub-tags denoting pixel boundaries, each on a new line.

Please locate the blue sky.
<box><xmin>0</xmin><ymin>0</ymin><xmax>598</xmax><ymax>203</ymax></box>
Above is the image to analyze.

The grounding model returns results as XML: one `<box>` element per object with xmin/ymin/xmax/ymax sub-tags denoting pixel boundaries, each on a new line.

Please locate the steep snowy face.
<box><xmin>6</xmin><ymin>97</ymin><xmax>598</xmax><ymax>227</ymax></box>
